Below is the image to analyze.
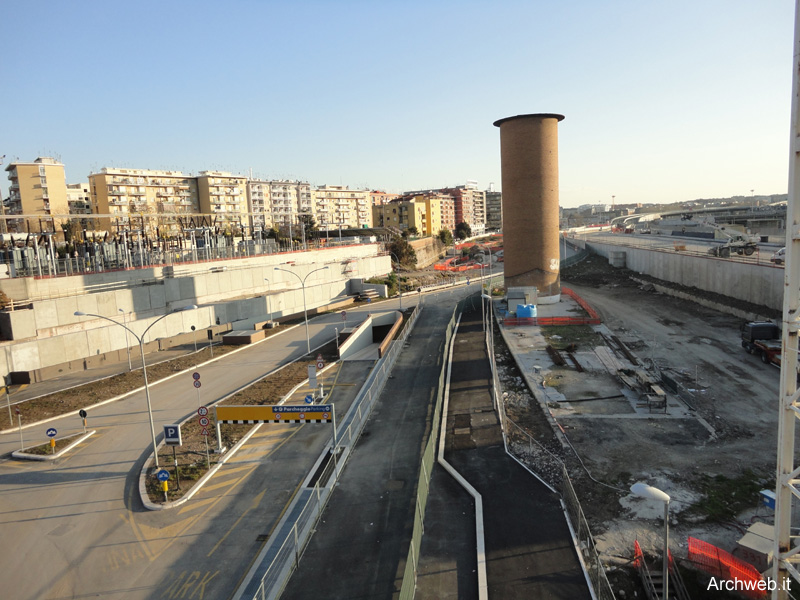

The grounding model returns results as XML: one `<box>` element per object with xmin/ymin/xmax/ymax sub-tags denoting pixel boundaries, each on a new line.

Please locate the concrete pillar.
<box><xmin>494</xmin><ymin>113</ymin><xmax>564</xmax><ymax>304</ymax></box>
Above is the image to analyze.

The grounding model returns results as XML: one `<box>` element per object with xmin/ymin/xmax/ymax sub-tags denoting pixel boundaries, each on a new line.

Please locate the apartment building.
<box><xmin>4</xmin><ymin>157</ymin><xmax>70</xmax><ymax>233</ymax></box>
<box><xmin>249</xmin><ymin>180</ymin><xmax>314</xmax><ymax>237</ymax></box>
<box><xmin>441</xmin><ymin>184</ymin><xmax>486</xmax><ymax>235</ymax></box>
<box><xmin>196</xmin><ymin>171</ymin><xmax>249</xmax><ymax>231</ymax></box>
<box><xmin>67</xmin><ymin>183</ymin><xmax>92</xmax><ymax>215</ymax></box>
<box><xmin>314</xmin><ymin>185</ymin><xmax>371</xmax><ymax>230</ymax></box>
<box><xmin>485</xmin><ymin>190</ymin><xmax>502</xmax><ymax>231</ymax></box>
<box><xmin>89</xmin><ymin>168</ymin><xmax>200</xmax><ymax>235</ymax></box>
<box><xmin>370</xmin><ymin>190</ymin><xmax>400</xmax><ymax>207</ymax></box>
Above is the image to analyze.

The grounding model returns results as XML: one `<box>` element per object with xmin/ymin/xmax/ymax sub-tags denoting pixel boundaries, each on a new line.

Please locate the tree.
<box><xmin>455</xmin><ymin>222</ymin><xmax>471</xmax><ymax>240</ymax></box>
<box><xmin>297</xmin><ymin>213</ymin><xmax>319</xmax><ymax>240</ymax></box>
<box><xmin>389</xmin><ymin>237</ymin><xmax>417</xmax><ymax>267</ymax></box>
<box><xmin>406</xmin><ymin>226</ymin><xmax>419</xmax><ymax>237</ymax></box>
<box><xmin>438</xmin><ymin>229</ymin><xmax>453</xmax><ymax>246</ymax></box>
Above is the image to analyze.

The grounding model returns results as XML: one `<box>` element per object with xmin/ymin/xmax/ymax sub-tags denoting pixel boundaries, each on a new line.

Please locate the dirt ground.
<box><xmin>496</xmin><ymin>253</ymin><xmax>785</xmax><ymax>595</ymax></box>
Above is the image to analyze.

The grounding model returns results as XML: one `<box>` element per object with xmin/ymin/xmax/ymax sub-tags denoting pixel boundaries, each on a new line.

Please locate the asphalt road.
<box><xmin>0</xmin><ymin>300</ymin><xmax>410</xmax><ymax>600</ymax></box>
<box><xmin>280</xmin><ymin>290</ymin><xmax>470</xmax><ymax>600</ymax></box>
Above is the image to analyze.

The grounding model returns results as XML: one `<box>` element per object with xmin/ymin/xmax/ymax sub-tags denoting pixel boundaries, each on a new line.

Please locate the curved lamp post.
<box><xmin>631</xmin><ymin>482</ymin><xmax>671</xmax><ymax>600</ymax></box>
<box><xmin>274</xmin><ymin>265</ymin><xmax>329</xmax><ymax>354</ymax></box>
<box><xmin>389</xmin><ymin>252</ymin><xmax>402</xmax><ymax>310</ymax></box>
<box><xmin>75</xmin><ymin>304</ymin><xmax>198</xmax><ymax>467</ymax></box>
<box><xmin>264</xmin><ymin>278</ymin><xmax>272</xmax><ymax>324</ymax></box>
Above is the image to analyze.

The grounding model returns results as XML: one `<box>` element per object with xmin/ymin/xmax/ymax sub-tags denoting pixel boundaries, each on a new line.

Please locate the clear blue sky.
<box><xmin>1</xmin><ymin>0</ymin><xmax>794</xmax><ymax>207</ymax></box>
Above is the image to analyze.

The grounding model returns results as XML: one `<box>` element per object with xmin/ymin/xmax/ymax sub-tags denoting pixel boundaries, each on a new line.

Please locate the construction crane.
<box><xmin>704</xmin><ymin>222</ymin><xmax>760</xmax><ymax>257</ymax></box>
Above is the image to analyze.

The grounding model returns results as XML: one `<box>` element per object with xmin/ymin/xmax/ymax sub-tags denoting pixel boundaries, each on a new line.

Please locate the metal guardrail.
<box><xmin>243</xmin><ymin>303</ymin><xmax>423</xmax><ymax>600</ymax></box>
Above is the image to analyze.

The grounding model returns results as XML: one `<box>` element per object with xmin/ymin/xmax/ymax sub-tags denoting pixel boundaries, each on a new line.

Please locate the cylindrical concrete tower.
<box><xmin>493</xmin><ymin>113</ymin><xmax>564</xmax><ymax>304</ymax></box>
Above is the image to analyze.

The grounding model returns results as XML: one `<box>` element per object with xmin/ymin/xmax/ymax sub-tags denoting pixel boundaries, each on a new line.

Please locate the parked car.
<box><xmin>771</xmin><ymin>247</ymin><xmax>786</xmax><ymax>265</ymax></box>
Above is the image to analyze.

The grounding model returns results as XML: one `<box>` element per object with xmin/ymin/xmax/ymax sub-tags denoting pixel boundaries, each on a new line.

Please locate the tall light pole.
<box><xmin>631</xmin><ymin>483</ymin><xmax>670</xmax><ymax>600</ymax></box>
<box><xmin>389</xmin><ymin>252</ymin><xmax>402</xmax><ymax>310</ymax></box>
<box><xmin>75</xmin><ymin>304</ymin><xmax>198</xmax><ymax>467</ymax></box>
<box><xmin>119</xmin><ymin>308</ymin><xmax>132</xmax><ymax>371</ymax></box>
<box><xmin>264</xmin><ymin>277</ymin><xmax>272</xmax><ymax>324</ymax></box>
<box><xmin>274</xmin><ymin>265</ymin><xmax>329</xmax><ymax>354</ymax></box>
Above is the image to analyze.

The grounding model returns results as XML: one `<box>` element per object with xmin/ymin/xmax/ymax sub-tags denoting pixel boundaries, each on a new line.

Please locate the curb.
<box><xmin>139</xmin><ymin>357</ymin><xmax>340</xmax><ymax>510</ymax></box>
<box><xmin>0</xmin><ymin>322</ymin><xmax>303</xmax><ymax>436</ymax></box>
<box><xmin>12</xmin><ymin>430</ymin><xmax>96</xmax><ymax>461</ymax></box>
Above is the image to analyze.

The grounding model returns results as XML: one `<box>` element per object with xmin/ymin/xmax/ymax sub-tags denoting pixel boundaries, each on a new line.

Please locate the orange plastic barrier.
<box><xmin>687</xmin><ymin>537</ymin><xmax>766</xmax><ymax>599</ymax></box>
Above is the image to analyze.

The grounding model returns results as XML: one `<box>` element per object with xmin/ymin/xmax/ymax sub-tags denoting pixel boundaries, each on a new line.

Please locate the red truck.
<box><xmin>741</xmin><ymin>322</ymin><xmax>782</xmax><ymax>366</ymax></box>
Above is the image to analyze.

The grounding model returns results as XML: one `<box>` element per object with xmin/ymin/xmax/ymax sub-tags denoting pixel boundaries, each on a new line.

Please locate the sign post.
<box><xmin>15</xmin><ymin>407</ymin><xmax>22</xmax><ymax>450</ymax></box>
<box><xmin>46</xmin><ymin>427</ymin><xmax>57</xmax><ymax>455</ymax></box>
<box><xmin>198</xmin><ymin>409</ymin><xmax>211</xmax><ymax>469</ymax></box>
<box><xmin>5</xmin><ymin>376</ymin><xmax>11</xmax><ymax>426</ymax></box>
<box><xmin>193</xmin><ymin>372</ymin><xmax>201</xmax><ymax>407</ymax></box>
<box><xmin>157</xmin><ymin>469</ymin><xmax>170</xmax><ymax>503</ymax></box>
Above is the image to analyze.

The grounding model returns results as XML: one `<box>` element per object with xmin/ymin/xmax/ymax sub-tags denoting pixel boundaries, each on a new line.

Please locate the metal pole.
<box><xmin>17</xmin><ymin>411</ymin><xmax>23</xmax><ymax>450</ymax></box>
<box><xmin>301</xmin><ymin>280</ymin><xmax>310</xmax><ymax>354</ymax></box>
<box><xmin>5</xmin><ymin>383</ymin><xmax>11</xmax><ymax>426</ymax></box>
<box><xmin>120</xmin><ymin>309</ymin><xmax>132</xmax><ymax>371</ymax></box>
<box><xmin>173</xmin><ymin>445</ymin><xmax>181</xmax><ymax>490</ymax></box>
<box><xmin>663</xmin><ymin>500</ymin><xmax>670</xmax><ymax>600</ymax></box>
<box><xmin>139</xmin><ymin>341</ymin><xmax>160</xmax><ymax>468</ymax></box>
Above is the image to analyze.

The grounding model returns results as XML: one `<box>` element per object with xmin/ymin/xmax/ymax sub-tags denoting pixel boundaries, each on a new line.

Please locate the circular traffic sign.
<box><xmin>323</xmin><ymin>413</ymin><xmax>329</xmax><ymax>419</ymax></box>
<box><xmin>305</xmin><ymin>394</ymin><xmax>314</xmax><ymax>404</ymax></box>
<box><xmin>199</xmin><ymin>416</ymin><xmax>210</xmax><ymax>427</ymax></box>
<box><xmin>156</xmin><ymin>469</ymin><xmax>170</xmax><ymax>482</ymax></box>
<box><xmin>79</xmin><ymin>409</ymin><xmax>87</xmax><ymax>419</ymax></box>
<box><xmin>341</xmin><ymin>311</ymin><xmax>347</xmax><ymax>321</ymax></box>
<box><xmin>198</xmin><ymin>406</ymin><xmax>209</xmax><ymax>417</ymax></box>
<box><xmin>192</xmin><ymin>372</ymin><xmax>201</xmax><ymax>381</ymax></box>
<box><xmin>193</xmin><ymin>380</ymin><xmax>201</xmax><ymax>389</ymax></box>
<box><xmin>316</xmin><ymin>361</ymin><xmax>324</xmax><ymax>370</ymax></box>
<box><xmin>299</xmin><ymin>413</ymin><xmax>305</xmax><ymax>420</ymax></box>
<box><xmin>46</xmin><ymin>428</ymin><xmax>57</xmax><ymax>438</ymax></box>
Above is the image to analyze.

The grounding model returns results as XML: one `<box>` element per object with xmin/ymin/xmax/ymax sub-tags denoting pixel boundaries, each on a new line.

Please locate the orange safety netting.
<box><xmin>687</xmin><ymin>537</ymin><xmax>766</xmax><ymax>599</ymax></box>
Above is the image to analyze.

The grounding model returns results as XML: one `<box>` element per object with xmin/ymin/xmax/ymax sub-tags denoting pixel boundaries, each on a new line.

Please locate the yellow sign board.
<box><xmin>215</xmin><ymin>404</ymin><xmax>333</xmax><ymax>424</ymax></box>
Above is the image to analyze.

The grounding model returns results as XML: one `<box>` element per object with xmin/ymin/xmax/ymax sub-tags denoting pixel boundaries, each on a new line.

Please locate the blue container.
<box><xmin>516</xmin><ymin>304</ymin><xmax>537</xmax><ymax>318</ymax></box>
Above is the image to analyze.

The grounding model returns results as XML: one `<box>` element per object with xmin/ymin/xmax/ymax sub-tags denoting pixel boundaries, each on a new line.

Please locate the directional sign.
<box><xmin>193</xmin><ymin>380</ymin><xmax>201</xmax><ymax>389</ymax></box>
<box><xmin>198</xmin><ymin>406</ymin><xmax>209</xmax><ymax>417</ymax></box>
<box><xmin>305</xmin><ymin>394</ymin><xmax>314</xmax><ymax>404</ymax></box>
<box><xmin>192</xmin><ymin>372</ymin><xmax>201</xmax><ymax>381</ymax></box>
<box><xmin>163</xmin><ymin>424</ymin><xmax>182</xmax><ymax>446</ymax></box>
<box><xmin>199</xmin><ymin>416</ymin><xmax>210</xmax><ymax>427</ymax></box>
<box><xmin>216</xmin><ymin>404</ymin><xmax>334</xmax><ymax>424</ymax></box>
<box><xmin>46</xmin><ymin>428</ymin><xmax>57</xmax><ymax>438</ymax></box>
<box><xmin>156</xmin><ymin>469</ymin><xmax>170</xmax><ymax>482</ymax></box>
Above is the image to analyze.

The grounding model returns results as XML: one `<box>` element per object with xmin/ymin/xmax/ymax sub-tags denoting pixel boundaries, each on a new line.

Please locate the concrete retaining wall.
<box><xmin>410</xmin><ymin>237</ymin><xmax>445</xmax><ymax>268</ymax></box>
<box><xmin>0</xmin><ymin>246</ymin><xmax>390</xmax><ymax>379</ymax></box>
<box><xmin>586</xmin><ymin>240</ymin><xmax>784</xmax><ymax>311</ymax></box>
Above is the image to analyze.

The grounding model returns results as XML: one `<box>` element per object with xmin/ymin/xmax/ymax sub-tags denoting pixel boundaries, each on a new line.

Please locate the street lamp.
<box><xmin>389</xmin><ymin>252</ymin><xmax>402</xmax><ymax>310</ymax></box>
<box><xmin>264</xmin><ymin>278</ymin><xmax>273</xmax><ymax>324</ymax></box>
<box><xmin>119</xmin><ymin>308</ymin><xmax>132</xmax><ymax>371</ymax></box>
<box><xmin>631</xmin><ymin>482</ymin><xmax>671</xmax><ymax>600</ymax></box>
<box><xmin>274</xmin><ymin>265</ymin><xmax>329</xmax><ymax>354</ymax></box>
<box><xmin>74</xmin><ymin>304</ymin><xmax>198</xmax><ymax>468</ymax></box>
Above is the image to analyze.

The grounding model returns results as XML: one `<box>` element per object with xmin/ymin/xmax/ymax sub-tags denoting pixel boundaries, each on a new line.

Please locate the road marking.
<box><xmin>122</xmin><ymin>463</ymin><xmax>258</xmax><ymax>561</ymax></box>
<box><xmin>206</xmin><ymin>489</ymin><xmax>265</xmax><ymax>557</ymax></box>
<box><xmin>160</xmin><ymin>570</ymin><xmax>220</xmax><ymax>599</ymax></box>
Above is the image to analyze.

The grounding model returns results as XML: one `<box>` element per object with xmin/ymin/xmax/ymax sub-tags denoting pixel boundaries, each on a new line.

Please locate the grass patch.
<box><xmin>541</xmin><ymin>324</ymin><xmax>603</xmax><ymax>350</ymax></box>
<box><xmin>689</xmin><ymin>469</ymin><xmax>768</xmax><ymax>522</ymax></box>
<box><xmin>22</xmin><ymin>433</ymin><xmax>83</xmax><ymax>455</ymax></box>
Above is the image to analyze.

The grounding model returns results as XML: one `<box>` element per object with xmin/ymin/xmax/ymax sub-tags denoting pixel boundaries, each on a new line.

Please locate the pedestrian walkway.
<box><xmin>418</xmin><ymin>304</ymin><xmax>593</xmax><ymax>599</ymax></box>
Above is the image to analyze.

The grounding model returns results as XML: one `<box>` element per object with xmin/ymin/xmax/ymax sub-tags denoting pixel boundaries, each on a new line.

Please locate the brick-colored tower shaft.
<box><xmin>494</xmin><ymin>113</ymin><xmax>564</xmax><ymax>302</ymax></box>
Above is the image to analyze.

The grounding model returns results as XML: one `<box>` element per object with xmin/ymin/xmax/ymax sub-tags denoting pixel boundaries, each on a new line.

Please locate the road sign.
<box><xmin>198</xmin><ymin>406</ymin><xmax>209</xmax><ymax>417</ymax></box>
<box><xmin>163</xmin><ymin>424</ymin><xmax>182</xmax><ymax>446</ymax></box>
<box><xmin>156</xmin><ymin>469</ymin><xmax>170</xmax><ymax>482</ymax></box>
<box><xmin>79</xmin><ymin>409</ymin><xmax>87</xmax><ymax>419</ymax></box>
<box><xmin>192</xmin><ymin>372</ymin><xmax>201</xmax><ymax>381</ymax></box>
<box><xmin>305</xmin><ymin>394</ymin><xmax>314</xmax><ymax>404</ymax></box>
<box><xmin>193</xmin><ymin>380</ymin><xmax>201</xmax><ymax>389</ymax></box>
<box><xmin>199</xmin><ymin>416</ymin><xmax>210</xmax><ymax>427</ymax></box>
<box><xmin>341</xmin><ymin>311</ymin><xmax>347</xmax><ymax>322</ymax></box>
<box><xmin>216</xmin><ymin>404</ymin><xmax>334</xmax><ymax>424</ymax></box>
<box><xmin>46</xmin><ymin>428</ymin><xmax>57</xmax><ymax>438</ymax></box>
<box><xmin>201</xmin><ymin>428</ymin><xmax>209</xmax><ymax>436</ymax></box>
<box><xmin>316</xmin><ymin>360</ymin><xmax>324</xmax><ymax>370</ymax></box>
